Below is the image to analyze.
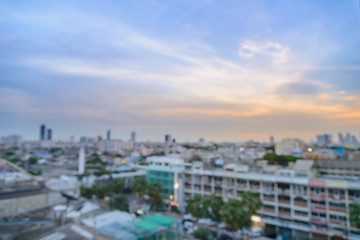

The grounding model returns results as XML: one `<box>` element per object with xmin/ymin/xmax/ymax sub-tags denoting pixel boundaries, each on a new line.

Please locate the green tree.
<box><xmin>9</xmin><ymin>157</ymin><xmax>20</xmax><ymax>164</ymax></box>
<box><xmin>193</xmin><ymin>227</ymin><xmax>211</xmax><ymax>240</ymax></box>
<box><xmin>204</xmin><ymin>193</ymin><xmax>223</xmax><ymax>238</ymax></box>
<box><xmin>186</xmin><ymin>194</ymin><xmax>207</xmax><ymax>222</ymax></box>
<box><xmin>106</xmin><ymin>178</ymin><xmax>125</xmax><ymax>194</ymax></box>
<box><xmin>350</xmin><ymin>203</ymin><xmax>360</xmax><ymax>229</ymax></box>
<box><xmin>241</xmin><ymin>191</ymin><xmax>262</xmax><ymax>239</ymax></box>
<box><xmin>80</xmin><ymin>186</ymin><xmax>93</xmax><ymax>198</ymax></box>
<box><xmin>132</xmin><ymin>178</ymin><xmax>148</xmax><ymax>202</ymax></box>
<box><xmin>28</xmin><ymin>157</ymin><xmax>38</xmax><ymax>165</ymax></box>
<box><xmin>147</xmin><ymin>183</ymin><xmax>163</xmax><ymax>210</ymax></box>
<box><xmin>241</xmin><ymin>191</ymin><xmax>262</xmax><ymax>216</ymax></box>
<box><xmin>92</xmin><ymin>185</ymin><xmax>106</xmax><ymax>199</ymax></box>
<box><xmin>221</xmin><ymin>199</ymin><xmax>249</xmax><ymax>240</ymax></box>
<box><xmin>108</xmin><ymin>193</ymin><xmax>129</xmax><ymax>212</ymax></box>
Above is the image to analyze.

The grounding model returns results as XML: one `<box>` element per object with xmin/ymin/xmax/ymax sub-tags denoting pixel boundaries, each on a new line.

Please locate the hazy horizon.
<box><xmin>1</xmin><ymin>0</ymin><xmax>359</xmax><ymax>142</ymax></box>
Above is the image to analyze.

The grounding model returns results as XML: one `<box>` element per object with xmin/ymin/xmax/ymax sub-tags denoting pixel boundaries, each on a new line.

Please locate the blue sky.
<box><xmin>0</xmin><ymin>0</ymin><xmax>359</xmax><ymax>142</ymax></box>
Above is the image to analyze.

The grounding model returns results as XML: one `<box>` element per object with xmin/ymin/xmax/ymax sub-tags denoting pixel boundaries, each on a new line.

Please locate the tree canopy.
<box><xmin>350</xmin><ymin>203</ymin><xmax>360</xmax><ymax>229</ymax></box>
<box><xmin>263</xmin><ymin>152</ymin><xmax>298</xmax><ymax>166</ymax></box>
<box><xmin>108</xmin><ymin>193</ymin><xmax>129</xmax><ymax>212</ymax></box>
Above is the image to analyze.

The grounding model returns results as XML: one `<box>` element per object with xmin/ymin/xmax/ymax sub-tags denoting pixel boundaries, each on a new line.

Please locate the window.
<box><xmin>295</xmin><ymin>210</ymin><xmax>307</xmax><ymax>216</ymax></box>
<box><xmin>329</xmin><ymin>202</ymin><xmax>346</xmax><ymax>209</ymax></box>
<box><xmin>330</xmin><ymin>215</ymin><xmax>346</xmax><ymax>222</ymax></box>
<box><xmin>311</xmin><ymin>212</ymin><xmax>326</xmax><ymax>218</ymax></box>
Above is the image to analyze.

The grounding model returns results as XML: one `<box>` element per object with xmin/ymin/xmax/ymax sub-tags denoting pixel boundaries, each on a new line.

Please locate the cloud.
<box><xmin>275</xmin><ymin>81</ymin><xmax>324</xmax><ymax>96</ymax></box>
<box><xmin>238</xmin><ymin>40</ymin><xmax>291</xmax><ymax>65</ymax></box>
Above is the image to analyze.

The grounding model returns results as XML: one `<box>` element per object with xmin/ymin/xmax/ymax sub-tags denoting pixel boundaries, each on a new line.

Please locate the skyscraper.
<box><xmin>47</xmin><ymin>129</ymin><xmax>52</xmax><ymax>140</ymax></box>
<box><xmin>165</xmin><ymin>134</ymin><xmax>172</xmax><ymax>144</ymax></box>
<box><xmin>131</xmin><ymin>131</ymin><xmax>136</xmax><ymax>143</ymax></box>
<box><xmin>338</xmin><ymin>133</ymin><xmax>344</xmax><ymax>144</ymax></box>
<box><xmin>107</xmin><ymin>129</ymin><xmax>111</xmax><ymax>140</ymax></box>
<box><xmin>270</xmin><ymin>135</ymin><xmax>275</xmax><ymax>145</ymax></box>
<box><xmin>40</xmin><ymin>124</ymin><xmax>46</xmax><ymax>141</ymax></box>
<box><xmin>316</xmin><ymin>134</ymin><xmax>332</xmax><ymax>145</ymax></box>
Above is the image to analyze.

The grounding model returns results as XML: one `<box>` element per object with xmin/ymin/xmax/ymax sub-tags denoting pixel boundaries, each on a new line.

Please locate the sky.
<box><xmin>0</xmin><ymin>0</ymin><xmax>360</xmax><ymax>142</ymax></box>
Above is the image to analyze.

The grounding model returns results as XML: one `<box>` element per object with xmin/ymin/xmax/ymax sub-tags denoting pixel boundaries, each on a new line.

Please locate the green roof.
<box><xmin>133</xmin><ymin>214</ymin><xmax>176</xmax><ymax>231</ymax></box>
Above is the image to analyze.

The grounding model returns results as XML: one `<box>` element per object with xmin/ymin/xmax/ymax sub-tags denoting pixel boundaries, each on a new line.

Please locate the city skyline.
<box><xmin>1</xmin><ymin>0</ymin><xmax>360</xmax><ymax>142</ymax></box>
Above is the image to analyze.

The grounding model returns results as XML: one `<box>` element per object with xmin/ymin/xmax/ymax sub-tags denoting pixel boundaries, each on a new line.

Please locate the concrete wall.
<box><xmin>0</xmin><ymin>191</ymin><xmax>65</xmax><ymax>218</ymax></box>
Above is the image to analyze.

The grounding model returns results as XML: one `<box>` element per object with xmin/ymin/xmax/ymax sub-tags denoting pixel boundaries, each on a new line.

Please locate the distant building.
<box><xmin>270</xmin><ymin>135</ymin><xmax>275</xmax><ymax>145</ymax></box>
<box><xmin>98</xmin><ymin>140</ymin><xmax>134</xmax><ymax>152</ymax></box>
<box><xmin>131</xmin><ymin>131</ymin><xmax>136</xmax><ymax>143</ymax></box>
<box><xmin>47</xmin><ymin>129</ymin><xmax>52</xmax><ymax>140</ymax></box>
<box><xmin>275</xmin><ymin>138</ymin><xmax>305</xmax><ymax>157</ymax></box>
<box><xmin>79</xmin><ymin>136</ymin><xmax>86</xmax><ymax>143</ymax></box>
<box><xmin>316</xmin><ymin>134</ymin><xmax>332</xmax><ymax>145</ymax></box>
<box><xmin>1</xmin><ymin>135</ymin><xmax>21</xmax><ymax>144</ymax></box>
<box><xmin>338</xmin><ymin>132</ymin><xmax>359</xmax><ymax>146</ymax></box>
<box><xmin>107</xmin><ymin>129</ymin><xmax>111</xmax><ymax>140</ymax></box>
<box><xmin>165</xmin><ymin>134</ymin><xmax>172</xmax><ymax>144</ymax></box>
<box><xmin>338</xmin><ymin>133</ymin><xmax>344</xmax><ymax>144</ymax></box>
<box><xmin>40</xmin><ymin>124</ymin><xmax>46</xmax><ymax>141</ymax></box>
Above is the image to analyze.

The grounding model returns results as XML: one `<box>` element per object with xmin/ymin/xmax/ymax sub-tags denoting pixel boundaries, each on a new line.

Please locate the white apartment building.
<box><xmin>275</xmin><ymin>138</ymin><xmax>305</xmax><ymax>157</ymax></box>
<box><xmin>182</xmin><ymin>160</ymin><xmax>360</xmax><ymax>240</ymax></box>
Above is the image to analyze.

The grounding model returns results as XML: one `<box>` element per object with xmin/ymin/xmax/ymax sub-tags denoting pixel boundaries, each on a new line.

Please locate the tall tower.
<box><xmin>107</xmin><ymin>129</ymin><xmax>111</xmax><ymax>140</ymax></box>
<box><xmin>47</xmin><ymin>129</ymin><xmax>52</xmax><ymax>140</ymax></box>
<box><xmin>131</xmin><ymin>131</ymin><xmax>136</xmax><ymax>143</ymax></box>
<box><xmin>270</xmin><ymin>135</ymin><xmax>274</xmax><ymax>145</ymax></box>
<box><xmin>78</xmin><ymin>147</ymin><xmax>86</xmax><ymax>175</ymax></box>
<box><xmin>40</xmin><ymin>124</ymin><xmax>46</xmax><ymax>141</ymax></box>
<box><xmin>165</xmin><ymin>134</ymin><xmax>172</xmax><ymax>144</ymax></box>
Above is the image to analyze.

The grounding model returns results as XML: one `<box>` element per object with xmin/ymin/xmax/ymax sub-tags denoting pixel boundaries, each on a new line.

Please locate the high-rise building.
<box><xmin>316</xmin><ymin>134</ymin><xmax>332</xmax><ymax>145</ymax></box>
<box><xmin>275</xmin><ymin>138</ymin><xmax>305</xmax><ymax>157</ymax></box>
<box><xmin>40</xmin><ymin>124</ymin><xmax>46</xmax><ymax>141</ymax></box>
<box><xmin>47</xmin><ymin>129</ymin><xmax>52</xmax><ymax>140</ymax></box>
<box><xmin>270</xmin><ymin>135</ymin><xmax>275</xmax><ymax>145</ymax></box>
<box><xmin>107</xmin><ymin>129</ymin><xmax>111</xmax><ymax>140</ymax></box>
<box><xmin>131</xmin><ymin>131</ymin><xmax>136</xmax><ymax>143</ymax></box>
<box><xmin>165</xmin><ymin>134</ymin><xmax>172</xmax><ymax>144</ymax></box>
<box><xmin>338</xmin><ymin>133</ymin><xmax>344</xmax><ymax>144</ymax></box>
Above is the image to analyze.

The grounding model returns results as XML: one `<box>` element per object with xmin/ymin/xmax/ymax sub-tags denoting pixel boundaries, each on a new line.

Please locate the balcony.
<box><xmin>204</xmin><ymin>188</ymin><xmax>212</xmax><ymax>193</ymax></box>
<box><xmin>311</xmin><ymin>217</ymin><xmax>326</xmax><ymax>225</ymax></box>
<box><xmin>263</xmin><ymin>208</ymin><xmax>276</xmax><ymax>214</ymax></box>
<box><xmin>311</xmin><ymin>204</ymin><xmax>326</xmax><ymax>212</ymax></box>
<box><xmin>215</xmin><ymin>181</ymin><xmax>222</xmax><ymax>186</ymax></box>
<box><xmin>348</xmin><ymin>196</ymin><xmax>360</xmax><ymax>203</ymax></box>
<box><xmin>278</xmin><ymin>189</ymin><xmax>291</xmax><ymax>195</ymax></box>
<box><xmin>263</xmin><ymin>197</ymin><xmax>275</xmax><ymax>202</ymax></box>
<box><xmin>310</xmin><ymin>192</ymin><xmax>326</xmax><ymax>201</ymax></box>
<box><xmin>185</xmin><ymin>178</ymin><xmax>192</xmax><ymax>183</ymax></box>
<box><xmin>294</xmin><ymin>202</ymin><xmax>308</xmax><ymax>208</ymax></box>
<box><xmin>215</xmin><ymin>190</ymin><xmax>222</xmax><ymax>195</ymax></box>
<box><xmin>329</xmin><ymin>207</ymin><xmax>346</xmax><ymax>213</ymax></box>
<box><xmin>293</xmin><ymin>190</ymin><xmax>307</xmax><ymax>197</ymax></box>
<box><xmin>329</xmin><ymin>220</ymin><xmax>347</xmax><ymax>227</ymax></box>
<box><xmin>278</xmin><ymin>200</ymin><xmax>290</xmax><ymax>205</ymax></box>
<box><xmin>263</xmin><ymin>188</ymin><xmax>275</xmax><ymax>194</ymax></box>
<box><xmin>310</xmin><ymin>225</ymin><xmax>327</xmax><ymax>235</ymax></box>
<box><xmin>279</xmin><ymin>211</ymin><xmax>291</xmax><ymax>217</ymax></box>
<box><xmin>329</xmin><ymin>194</ymin><xmax>345</xmax><ymax>201</ymax></box>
